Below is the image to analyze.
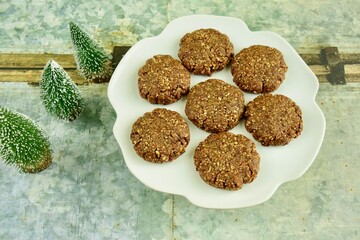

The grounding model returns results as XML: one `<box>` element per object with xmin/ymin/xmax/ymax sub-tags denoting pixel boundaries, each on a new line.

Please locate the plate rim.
<box><xmin>107</xmin><ymin>14</ymin><xmax>326</xmax><ymax>209</ymax></box>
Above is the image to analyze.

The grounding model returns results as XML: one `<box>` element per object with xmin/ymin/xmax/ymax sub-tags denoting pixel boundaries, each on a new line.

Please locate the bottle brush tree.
<box><xmin>69</xmin><ymin>21</ymin><xmax>113</xmax><ymax>82</ymax></box>
<box><xmin>0</xmin><ymin>106</ymin><xmax>52</xmax><ymax>173</ymax></box>
<box><xmin>40</xmin><ymin>60</ymin><xmax>84</xmax><ymax>121</ymax></box>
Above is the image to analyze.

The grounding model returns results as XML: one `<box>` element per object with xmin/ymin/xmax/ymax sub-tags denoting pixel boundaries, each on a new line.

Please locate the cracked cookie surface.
<box><xmin>138</xmin><ymin>54</ymin><xmax>190</xmax><ymax>104</ymax></box>
<box><xmin>194</xmin><ymin>132</ymin><xmax>260</xmax><ymax>190</ymax></box>
<box><xmin>185</xmin><ymin>79</ymin><xmax>245</xmax><ymax>133</ymax></box>
<box><xmin>245</xmin><ymin>94</ymin><xmax>303</xmax><ymax>146</ymax></box>
<box><xmin>178</xmin><ymin>28</ymin><xmax>234</xmax><ymax>76</ymax></box>
<box><xmin>130</xmin><ymin>108</ymin><xmax>190</xmax><ymax>163</ymax></box>
<box><xmin>231</xmin><ymin>45</ymin><xmax>288</xmax><ymax>93</ymax></box>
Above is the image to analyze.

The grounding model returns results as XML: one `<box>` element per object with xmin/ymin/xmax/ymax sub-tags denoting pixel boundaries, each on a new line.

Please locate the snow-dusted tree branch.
<box><xmin>0</xmin><ymin>106</ymin><xmax>52</xmax><ymax>173</ymax></box>
<box><xmin>69</xmin><ymin>21</ymin><xmax>113</xmax><ymax>82</ymax></box>
<box><xmin>40</xmin><ymin>60</ymin><xmax>84</xmax><ymax>121</ymax></box>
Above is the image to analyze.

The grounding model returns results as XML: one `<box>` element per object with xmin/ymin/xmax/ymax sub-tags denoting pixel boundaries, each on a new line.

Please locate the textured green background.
<box><xmin>1</xmin><ymin>1</ymin><xmax>359</xmax><ymax>239</ymax></box>
<box><xmin>0</xmin><ymin>0</ymin><xmax>359</xmax><ymax>54</ymax></box>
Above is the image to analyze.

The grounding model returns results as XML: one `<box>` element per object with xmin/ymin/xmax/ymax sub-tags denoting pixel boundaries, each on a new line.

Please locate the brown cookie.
<box><xmin>138</xmin><ymin>55</ymin><xmax>190</xmax><ymax>104</ymax></box>
<box><xmin>185</xmin><ymin>79</ymin><xmax>245</xmax><ymax>133</ymax></box>
<box><xmin>178</xmin><ymin>28</ymin><xmax>234</xmax><ymax>76</ymax></box>
<box><xmin>231</xmin><ymin>45</ymin><xmax>288</xmax><ymax>93</ymax></box>
<box><xmin>194</xmin><ymin>132</ymin><xmax>260</xmax><ymax>190</ymax></box>
<box><xmin>244</xmin><ymin>94</ymin><xmax>303</xmax><ymax>146</ymax></box>
<box><xmin>130</xmin><ymin>108</ymin><xmax>190</xmax><ymax>163</ymax></box>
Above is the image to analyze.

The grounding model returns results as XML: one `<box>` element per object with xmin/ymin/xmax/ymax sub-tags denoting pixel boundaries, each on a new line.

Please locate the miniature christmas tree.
<box><xmin>0</xmin><ymin>106</ymin><xmax>52</xmax><ymax>173</ymax></box>
<box><xmin>40</xmin><ymin>60</ymin><xmax>84</xmax><ymax>121</ymax></box>
<box><xmin>69</xmin><ymin>21</ymin><xmax>113</xmax><ymax>82</ymax></box>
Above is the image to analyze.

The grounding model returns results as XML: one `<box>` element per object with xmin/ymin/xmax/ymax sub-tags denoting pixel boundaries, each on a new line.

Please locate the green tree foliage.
<box><xmin>40</xmin><ymin>60</ymin><xmax>84</xmax><ymax>121</ymax></box>
<box><xmin>0</xmin><ymin>106</ymin><xmax>52</xmax><ymax>173</ymax></box>
<box><xmin>69</xmin><ymin>21</ymin><xmax>113</xmax><ymax>82</ymax></box>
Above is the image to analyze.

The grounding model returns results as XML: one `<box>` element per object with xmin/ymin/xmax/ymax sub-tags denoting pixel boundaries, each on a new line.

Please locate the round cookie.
<box><xmin>138</xmin><ymin>54</ymin><xmax>190</xmax><ymax>105</ymax></box>
<box><xmin>244</xmin><ymin>94</ymin><xmax>303</xmax><ymax>146</ymax></box>
<box><xmin>130</xmin><ymin>108</ymin><xmax>190</xmax><ymax>163</ymax></box>
<box><xmin>231</xmin><ymin>45</ymin><xmax>288</xmax><ymax>93</ymax></box>
<box><xmin>178</xmin><ymin>28</ymin><xmax>234</xmax><ymax>76</ymax></box>
<box><xmin>194</xmin><ymin>132</ymin><xmax>260</xmax><ymax>190</ymax></box>
<box><xmin>185</xmin><ymin>79</ymin><xmax>245</xmax><ymax>133</ymax></box>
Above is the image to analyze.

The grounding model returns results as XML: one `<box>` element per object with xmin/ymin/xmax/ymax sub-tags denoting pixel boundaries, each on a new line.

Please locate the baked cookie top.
<box><xmin>130</xmin><ymin>108</ymin><xmax>190</xmax><ymax>163</ymax></box>
<box><xmin>231</xmin><ymin>45</ymin><xmax>288</xmax><ymax>93</ymax></box>
<box><xmin>178</xmin><ymin>28</ymin><xmax>234</xmax><ymax>76</ymax></box>
<box><xmin>185</xmin><ymin>79</ymin><xmax>245</xmax><ymax>133</ymax></box>
<box><xmin>194</xmin><ymin>132</ymin><xmax>260</xmax><ymax>190</ymax></box>
<box><xmin>244</xmin><ymin>94</ymin><xmax>303</xmax><ymax>146</ymax></box>
<box><xmin>138</xmin><ymin>54</ymin><xmax>190</xmax><ymax>105</ymax></box>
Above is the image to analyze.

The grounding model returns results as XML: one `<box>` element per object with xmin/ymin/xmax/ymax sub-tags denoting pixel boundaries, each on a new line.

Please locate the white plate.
<box><xmin>108</xmin><ymin>15</ymin><xmax>326</xmax><ymax>209</ymax></box>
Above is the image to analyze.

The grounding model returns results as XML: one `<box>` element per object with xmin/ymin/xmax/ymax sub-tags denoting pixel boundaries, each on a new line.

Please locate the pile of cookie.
<box><xmin>130</xmin><ymin>28</ymin><xmax>303</xmax><ymax>191</ymax></box>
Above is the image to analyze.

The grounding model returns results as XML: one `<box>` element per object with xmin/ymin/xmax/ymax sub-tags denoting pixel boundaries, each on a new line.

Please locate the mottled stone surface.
<box><xmin>0</xmin><ymin>0</ymin><xmax>359</xmax><ymax>54</ymax></box>
<box><xmin>0</xmin><ymin>83</ymin><xmax>173</xmax><ymax>239</ymax></box>
<box><xmin>173</xmin><ymin>83</ymin><xmax>360</xmax><ymax>239</ymax></box>
<box><xmin>0</xmin><ymin>82</ymin><xmax>359</xmax><ymax>239</ymax></box>
<box><xmin>168</xmin><ymin>0</ymin><xmax>360</xmax><ymax>54</ymax></box>
<box><xmin>0</xmin><ymin>0</ymin><xmax>168</xmax><ymax>53</ymax></box>
<box><xmin>1</xmin><ymin>0</ymin><xmax>360</xmax><ymax>239</ymax></box>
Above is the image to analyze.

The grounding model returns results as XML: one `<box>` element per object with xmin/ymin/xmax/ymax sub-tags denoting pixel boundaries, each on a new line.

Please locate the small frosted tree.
<box><xmin>69</xmin><ymin>21</ymin><xmax>113</xmax><ymax>82</ymax></box>
<box><xmin>40</xmin><ymin>60</ymin><xmax>84</xmax><ymax>121</ymax></box>
<box><xmin>0</xmin><ymin>106</ymin><xmax>52</xmax><ymax>173</ymax></box>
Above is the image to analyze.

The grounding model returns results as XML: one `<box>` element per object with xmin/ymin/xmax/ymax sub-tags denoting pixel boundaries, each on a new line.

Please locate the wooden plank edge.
<box><xmin>300</xmin><ymin>53</ymin><xmax>360</xmax><ymax>65</ymax></box>
<box><xmin>1</xmin><ymin>51</ymin><xmax>359</xmax><ymax>70</ymax></box>
<box><xmin>0</xmin><ymin>69</ymin><xmax>87</xmax><ymax>85</ymax></box>
<box><xmin>0</xmin><ymin>53</ymin><xmax>76</xmax><ymax>69</ymax></box>
<box><xmin>309</xmin><ymin>64</ymin><xmax>360</xmax><ymax>83</ymax></box>
<box><xmin>1</xmin><ymin>64</ymin><xmax>360</xmax><ymax>84</ymax></box>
